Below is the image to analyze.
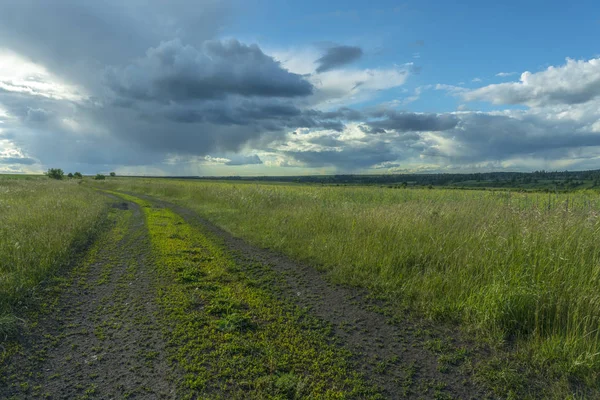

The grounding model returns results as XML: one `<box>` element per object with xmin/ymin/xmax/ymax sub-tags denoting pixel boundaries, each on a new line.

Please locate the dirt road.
<box><xmin>1</xmin><ymin>201</ymin><xmax>175</xmax><ymax>399</ymax></box>
<box><xmin>1</xmin><ymin>193</ymin><xmax>492</xmax><ymax>399</ymax></box>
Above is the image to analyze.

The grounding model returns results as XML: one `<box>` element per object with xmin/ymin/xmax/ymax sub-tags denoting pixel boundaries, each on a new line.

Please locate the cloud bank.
<box><xmin>0</xmin><ymin>2</ymin><xmax>600</xmax><ymax>175</ymax></box>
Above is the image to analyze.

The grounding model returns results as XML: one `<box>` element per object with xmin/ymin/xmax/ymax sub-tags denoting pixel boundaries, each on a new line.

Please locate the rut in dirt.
<box><xmin>0</xmin><ymin>200</ymin><xmax>176</xmax><ymax>399</ymax></box>
<box><xmin>136</xmin><ymin>193</ymin><xmax>494</xmax><ymax>400</ymax></box>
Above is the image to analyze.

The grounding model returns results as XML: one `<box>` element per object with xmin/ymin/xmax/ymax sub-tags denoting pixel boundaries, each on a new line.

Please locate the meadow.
<box><xmin>99</xmin><ymin>178</ymin><xmax>600</xmax><ymax>394</ymax></box>
<box><xmin>0</xmin><ymin>178</ymin><xmax>108</xmax><ymax>336</ymax></box>
<box><xmin>3</xmin><ymin>173</ymin><xmax>600</xmax><ymax>396</ymax></box>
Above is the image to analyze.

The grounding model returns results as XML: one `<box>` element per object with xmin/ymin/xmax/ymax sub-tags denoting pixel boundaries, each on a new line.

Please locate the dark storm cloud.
<box><xmin>318</xmin><ymin>121</ymin><xmax>346</xmax><ymax>131</ymax></box>
<box><xmin>155</xmin><ymin>99</ymin><xmax>346</xmax><ymax>135</ymax></box>
<box><xmin>5</xmin><ymin>95</ymin><xmax>346</xmax><ymax>167</ymax></box>
<box><xmin>315</xmin><ymin>45</ymin><xmax>363</xmax><ymax>73</ymax></box>
<box><xmin>0</xmin><ymin>0</ymin><xmax>326</xmax><ymax>169</ymax></box>
<box><xmin>364</xmin><ymin>111</ymin><xmax>459</xmax><ymax>132</ymax></box>
<box><xmin>0</xmin><ymin>0</ymin><xmax>231</xmax><ymax>86</ymax></box>
<box><xmin>25</xmin><ymin>108</ymin><xmax>52</xmax><ymax>122</ymax></box>
<box><xmin>306</xmin><ymin>135</ymin><xmax>344</xmax><ymax>147</ymax></box>
<box><xmin>0</xmin><ymin>157</ymin><xmax>37</xmax><ymax>165</ymax></box>
<box><xmin>107</xmin><ymin>39</ymin><xmax>313</xmax><ymax>102</ymax></box>
<box><xmin>437</xmin><ymin>113</ymin><xmax>600</xmax><ymax>161</ymax></box>
<box><xmin>286</xmin><ymin>147</ymin><xmax>394</xmax><ymax>170</ymax></box>
<box><xmin>225</xmin><ymin>154</ymin><xmax>263</xmax><ymax>165</ymax></box>
<box><xmin>161</xmin><ymin>100</ymin><xmax>302</xmax><ymax>125</ymax></box>
<box><xmin>320</xmin><ymin>107</ymin><xmax>364</xmax><ymax>121</ymax></box>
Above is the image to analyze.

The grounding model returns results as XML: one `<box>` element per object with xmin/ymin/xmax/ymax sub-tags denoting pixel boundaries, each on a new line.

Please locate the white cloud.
<box><xmin>0</xmin><ymin>106</ymin><xmax>9</xmax><ymax>121</ymax></box>
<box><xmin>307</xmin><ymin>67</ymin><xmax>409</xmax><ymax>109</ymax></box>
<box><xmin>434</xmin><ymin>84</ymin><xmax>468</xmax><ymax>94</ymax></box>
<box><xmin>398</xmin><ymin>87</ymin><xmax>423</xmax><ymax>105</ymax></box>
<box><xmin>465</xmin><ymin>58</ymin><xmax>600</xmax><ymax>107</ymax></box>
<box><xmin>0</xmin><ymin>49</ymin><xmax>85</xmax><ymax>101</ymax></box>
<box><xmin>163</xmin><ymin>154</ymin><xmax>230</xmax><ymax>166</ymax></box>
<box><xmin>271</xmin><ymin>48</ymin><xmax>319</xmax><ymax>75</ymax></box>
<box><xmin>270</xmin><ymin>45</ymin><xmax>410</xmax><ymax>109</ymax></box>
<box><xmin>61</xmin><ymin>118</ymin><xmax>84</xmax><ymax>133</ymax></box>
<box><xmin>495</xmin><ymin>72</ymin><xmax>517</xmax><ymax>77</ymax></box>
<box><xmin>0</xmin><ymin>139</ymin><xmax>41</xmax><ymax>172</ymax></box>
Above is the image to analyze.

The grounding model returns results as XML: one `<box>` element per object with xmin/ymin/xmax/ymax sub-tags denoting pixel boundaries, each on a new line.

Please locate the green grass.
<box><xmin>99</xmin><ymin>178</ymin><xmax>600</xmax><ymax>397</ymax></box>
<box><xmin>112</xmin><ymin>191</ymin><xmax>380</xmax><ymax>399</ymax></box>
<box><xmin>0</xmin><ymin>174</ymin><xmax>45</xmax><ymax>181</ymax></box>
<box><xmin>0</xmin><ymin>178</ymin><xmax>108</xmax><ymax>337</ymax></box>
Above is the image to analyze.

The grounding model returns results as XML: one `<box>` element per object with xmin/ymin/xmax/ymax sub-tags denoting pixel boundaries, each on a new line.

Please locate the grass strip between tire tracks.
<box><xmin>108</xmin><ymin>190</ymin><xmax>381</xmax><ymax>399</ymax></box>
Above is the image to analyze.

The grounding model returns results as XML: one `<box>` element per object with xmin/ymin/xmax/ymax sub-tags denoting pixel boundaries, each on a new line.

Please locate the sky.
<box><xmin>1</xmin><ymin>1</ymin><xmax>600</xmax><ymax>176</ymax></box>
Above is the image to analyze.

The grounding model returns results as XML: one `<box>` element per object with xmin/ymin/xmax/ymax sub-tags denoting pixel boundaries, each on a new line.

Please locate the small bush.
<box><xmin>67</xmin><ymin>172</ymin><xmax>74</xmax><ymax>178</ymax></box>
<box><xmin>46</xmin><ymin>168</ymin><xmax>64</xmax><ymax>180</ymax></box>
<box><xmin>94</xmin><ymin>174</ymin><xmax>106</xmax><ymax>180</ymax></box>
<box><xmin>109</xmin><ymin>172</ymin><xmax>116</xmax><ymax>177</ymax></box>
<box><xmin>73</xmin><ymin>172</ymin><xmax>83</xmax><ymax>179</ymax></box>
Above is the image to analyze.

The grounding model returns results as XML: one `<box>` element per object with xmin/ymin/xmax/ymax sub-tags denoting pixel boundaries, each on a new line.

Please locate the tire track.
<box><xmin>133</xmin><ymin>193</ymin><xmax>494</xmax><ymax>400</ymax></box>
<box><xmin>0</xmin><ymin>200</ymin><xmax>176</xmax><ymax>399</ymax></box>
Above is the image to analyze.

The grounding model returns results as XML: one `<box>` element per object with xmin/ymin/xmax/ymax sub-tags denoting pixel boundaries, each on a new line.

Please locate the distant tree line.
<box><xmin>187</xmin><ymin>169</ymin><xmax>600</xmax><ymax>191</ymax></box>
<box><xmin>46</xmin><ymin>169</ymin><xmax>115</xmax><ymax>180</ymax></box>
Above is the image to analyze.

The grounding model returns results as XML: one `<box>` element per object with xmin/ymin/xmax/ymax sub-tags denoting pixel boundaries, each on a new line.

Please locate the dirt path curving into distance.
<box><xmin>1</xmin><ymin>192</ymin><xmax>494</xmax><ymax>399</ymax></box>
<box><xmin>136</xmin><ymin>193</ymin><xmax>494</xmax><ymax>400</ymax></box>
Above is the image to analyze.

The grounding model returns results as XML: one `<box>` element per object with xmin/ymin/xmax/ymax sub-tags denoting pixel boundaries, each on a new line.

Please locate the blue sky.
<box><xmin>237</xmin><ymin>0</ymin><xmax>599</xmax><ymax>112</ymax></box>
<box><xmin>1</xmin><ymin>0</ymin><xmax>600</xmax><ymax>175</ymax></box>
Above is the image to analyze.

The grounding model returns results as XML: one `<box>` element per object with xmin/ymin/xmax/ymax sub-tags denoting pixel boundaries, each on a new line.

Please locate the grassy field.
<box><xmin>4</xmin><ymin>173</ymin><xmax>600</xmax><ymax>396</ymax></box>
<box><xmin>98</xmin><ymin>178</ymin><xmax>600</xmax><ymax>395</ymax></box>
<box><xmin>0</xmin><ymin>178</ymin><xmax>108</xmax><ymax>336</ymax></box>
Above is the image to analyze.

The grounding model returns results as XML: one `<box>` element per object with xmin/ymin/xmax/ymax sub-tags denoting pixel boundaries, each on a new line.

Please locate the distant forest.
<box><xmin>153</xmin><ymin>169</ymin><xmax>600</xmax><ymax>191</ymax></box>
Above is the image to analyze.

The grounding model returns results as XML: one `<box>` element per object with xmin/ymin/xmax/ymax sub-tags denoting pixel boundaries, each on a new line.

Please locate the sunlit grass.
<box><xmin>0</xmin><ymin>178</ymin><xmax>108</xmax><ymax>336</ymax></box>
<box><xmin>101</xmin><ymin>178</ymin><xmax>600</xmax><ymax>394</ymax></box>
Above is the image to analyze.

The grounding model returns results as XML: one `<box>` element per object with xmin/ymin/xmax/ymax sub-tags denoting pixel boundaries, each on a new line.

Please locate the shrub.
<box><xmin>46</xmin><ymin>168</ymin><xmax>64</xmax><ymax>180</ymax></box>
<box><xmin>67</xmin><ymin>172</ymin><xmax>74</xmax><ymax>178</ymax></box>
<box><xmin>73</xmin><ymin>172</ymin><xmax>83</xmax><ymax>179</ymax></box>
<box><xmin>94</xmin><ymin>174</ymin><xmax>106</xmax><ymax>180</ymax></box>
<box><xmin>109</xmin><ymin>172</ymin><xmax>116</xmax><ymax>177</ymax></box>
